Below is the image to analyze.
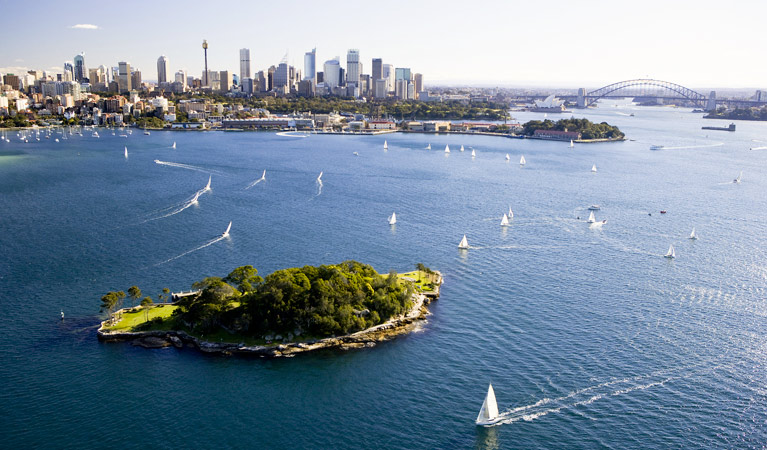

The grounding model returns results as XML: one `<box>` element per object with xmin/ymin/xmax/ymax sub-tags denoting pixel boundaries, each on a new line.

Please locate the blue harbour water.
<box><xmin>1</xmin><ymin>103</ymin><xmax>766</xmax><ymax>449</ymax></box>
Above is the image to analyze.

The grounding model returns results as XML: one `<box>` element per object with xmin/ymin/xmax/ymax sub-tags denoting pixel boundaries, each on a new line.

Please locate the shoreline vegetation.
<box><xmin>704</xmin><ymin>106</ymin><xmax>767</xmax><ymax>121</ymax></box>
<box><xmin>97</xmin><ymin>261</ymin><xmax>442</xmax><ymax>356</ymax></box>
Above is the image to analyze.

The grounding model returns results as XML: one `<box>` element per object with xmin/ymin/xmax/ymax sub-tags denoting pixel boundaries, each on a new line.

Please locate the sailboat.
<box><xmin>476</xmin><ymin>384</ymin><xmax>500</xmax><ymax>426</ymax></box>
<box><xmin>172</xmin><ymin>142</ymin><xmax>176</xmax><ymax>149</ymax></box>
<box><xmin>570</xmin><ymin>139</ymin><xmax>574</xmax><ymax>148</ymax></box>
<box><xmin>471</xmin><ymin>149</ymin><xmax>476</xmax><ymax>158</ymax></box>
<box><xmin>458</xmin><ymin>235</ymin><xmax>469</xmax><ymax>249</ymax></box>
<box><xmin>733</xmin><ymin>171</ymin><xmax>742</xmax><ymax>183</ymax></box>
<box><xmin>260</xmin><ymin>170</ymin><xmax>266</xmax><ymax>181</ymax></box>
<box><xmin>519</xmin><ymin>155</ymin><xmax>526</xmax><ymax>165</ymax></box>
<box><xmin>587</xmin><ymin>211</ymin><xmax>596</xmax><ymax>223</ymax></box>
<box><xmin>388</xmin><ymin>212</ymin><xmax>397</xmax><ymax>225</ymax></box>
<box><xmin>383</xmin><ymin>140</ymin><xmax>388</xmax><ymax>150</ymax></box>
<box><xmin>689</xmin><ymin>228</ymin><xmax>697</xmax><ymax>240</ymax></box>
<box><xmin>505</xmin><ymin>154</ymin><xmax>510</xmax><ymax>161</ymax></box>
<box><xmin>222</xmin><ymin>221</ymin><xmax>232</xmax><ymax>238</ymax></box>
<box><xmin>204</xmin><ymin>175</ymin><xmax>212</xmax><ymax>192</ymax></box>
<box><xmin>664</xmin><ymin>244</ymin><xmax>676</xmax><ymax>259</ymax></box>
<box><xmin>143</xmin><ymin>125</ymin><xmax>150</xmax><ymax>136</ymax></box>
<box><xmin>591</xmin><ymin>164</ymin><xmax>597</xmax><ymax>173</ymax></box>
<box><xmin>317</xmin><ymin>171</ymin><xmax>323</xmax><ymax>182</ymax></box>
<box><xmin>426</xmin><ymin>143</ymin><xmax>431</xmax><ymax>150</ymax></box>
<box><xmin>445</xmin><ymin>144</ymin><xmax>450</xmax><ymax>153</ymax></box>
<box><xmin>124</xmin><ymin>146</ymin><xmax>128</xmax><ymax>158</ymax></box>
<box><xmin>500</xmin><ymin>214</ymin><xmax>509</xmax><ymax>226</ymax></box>
<box><xmin>460</xmin><ymin>145</ymin><xmax>465</xmax><ymax>152</ymax></box>
<box><xmin>508</xmin><ymin>206</ymin><xmax>514</xmax><ymax>219</ymax></box>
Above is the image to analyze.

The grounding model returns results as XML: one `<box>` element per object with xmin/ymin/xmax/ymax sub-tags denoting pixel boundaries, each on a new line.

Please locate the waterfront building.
<box><xmin>323</xmin><ymin>58</ymin><xmax>341</xmax><ymax>88</ymax></box>
<box><xmin>73</xmin><ymin>53</ymin><xmax>87</xmax><ymax>82</ymax></box>
<box><xmin>304</xmin><ymin>48</ymin><xmax>316</xmax><ymax>83</ymax></box>
<box><xmin>157</xmin><ymin>55</ymin><xmax>169</xmax><ymax>84</ymax></box>
<box><xmin>532</xmin><ymin>129</ymin><xmax>581</xmax><ymax>141</ymax></box>
<box><xmin>531</xmin><ymin>94</ymin><xmax>565</xmax><ymax>112</ymax></box>
<box><xmin>118</xmin><ymin>62</ymin><xmax>131</xmax><ymax>92</ymax></box>
<box><xmin>239</xmin><ymin>48</ymin><xmax>251</xmax><ymax>81</ymax></box>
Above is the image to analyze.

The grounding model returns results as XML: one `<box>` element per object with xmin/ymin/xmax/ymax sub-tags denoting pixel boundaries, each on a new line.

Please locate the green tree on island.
<box><xmin>100</xmin><ymin>291</ymin><xmax>126</xmax><ymax>324</ymax></box>
<box><xmin>224</xmin><ymin>265</ymin><xmax>263</xmax><ymax>294</ymax></box>
<box><xmin>128</xmin><ymin>286</ymin><xmax>141</xmax><ymax>308</ymax></box>
<box><xmin>140</xmin><ymin>296</ymin><xmax>154</xmax><ymax>322</ymax></box>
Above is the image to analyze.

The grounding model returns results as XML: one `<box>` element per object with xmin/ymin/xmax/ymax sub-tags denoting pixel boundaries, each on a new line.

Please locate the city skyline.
<box><xmin>1</xmin><ymin>0</ymin><xmax>766</xmax><ymax>89</ymax></box>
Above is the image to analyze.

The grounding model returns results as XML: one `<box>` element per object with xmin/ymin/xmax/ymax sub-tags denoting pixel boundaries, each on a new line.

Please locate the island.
<box><xmin>97</xmin><ymin>261</ymin><xmax>442</xmax><ymax>356</ymax></box>
<box><xmin>704</xmin><ymin>106</ymin><xmax>767</xmax><ymax>121</ymax></box>
<box><xmin>520</xmin><ymin>117</ymin><xmax>625</xmax><ymax>142</ymax></box>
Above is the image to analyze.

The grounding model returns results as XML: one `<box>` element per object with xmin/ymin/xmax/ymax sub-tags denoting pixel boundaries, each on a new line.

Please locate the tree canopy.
<box><xmin>521</xmin><ymin>118</ymin><xmax>625</xmax><ymax>140</ymax></box>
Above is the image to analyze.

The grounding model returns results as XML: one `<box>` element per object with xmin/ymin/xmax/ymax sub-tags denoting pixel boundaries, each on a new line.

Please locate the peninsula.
<box><xmin>97</xmin><ymin>261</ymin><xmax>442</xmax><ymax>356</ymax></box>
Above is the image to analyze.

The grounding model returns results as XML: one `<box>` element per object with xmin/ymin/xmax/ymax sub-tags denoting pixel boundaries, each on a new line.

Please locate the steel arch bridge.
<box><xmin>585</xmin><ymin>79</ymin><xmax>708</xmax><ymax>107</ymax></box>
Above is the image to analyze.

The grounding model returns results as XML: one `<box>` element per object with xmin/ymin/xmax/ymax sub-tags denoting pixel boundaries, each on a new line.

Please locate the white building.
<box><xmin>346</xmin><ymin>49</ymin><xmax>361</xmax><ymax>91</ymax></box>
<box><xmin>323</xmin><ymin>59</ymin><xmax>341</xmax><ymax>88</ymax></box>
<box><xmin>382</xmin><ymin>64</ymin><xmax>394</xmax><ymax>93</ymax></box>
<box><xmin>304</xmin><ymin>48</ymin><xmax>316</xmax><ymax>82</ymax></box>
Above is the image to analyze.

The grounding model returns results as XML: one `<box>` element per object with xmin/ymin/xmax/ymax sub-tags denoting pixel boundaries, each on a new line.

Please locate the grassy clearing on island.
<box><xmin>103</xmin><ymin>305</ymin><xmax>178</xmax><ymax>332</ymax></box>
<box><xmin>397</xmin><ymin>270</ymin><xmax>439</xmax><ymax>292</ymax></box>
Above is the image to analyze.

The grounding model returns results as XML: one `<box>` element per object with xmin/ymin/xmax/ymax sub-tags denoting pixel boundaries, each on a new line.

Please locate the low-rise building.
<box><xmin>532</xmin><ymin>129</ymin><xmax>581</xmax><ymax>141</ymax></box>
<box><xmin>369</xmin><ymin>120</ymin><xmax>396</xmax><ymax>130</ymax></box>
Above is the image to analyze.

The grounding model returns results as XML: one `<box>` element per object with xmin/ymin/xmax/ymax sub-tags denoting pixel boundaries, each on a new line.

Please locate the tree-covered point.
<box><xmin>521</xmin><ymin>117</ymin><xmax>625</xmax><ymax>140</ymax></box>
<box><xmin>705</xmin><ymin>106</ymin><xmax>767</xmax><ymax>121</ymax></box>
<box><xmin>170</xmin><ymin>261</ymin><xmax>417</xmax><ymax>338</ymax></box>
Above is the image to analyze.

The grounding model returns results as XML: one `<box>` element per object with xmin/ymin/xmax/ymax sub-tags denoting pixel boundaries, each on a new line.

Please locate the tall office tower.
<box><xmin>63</xmin><ymin>62</ymin><xmax>74</xmax><ymax>82</ymax></box>
<box><xmin>372</xmin><ymin>58</ymin><xmax>383</xmax><ymax>83</ymax></box>
<box><xmin>323</xmin><ymin>58</ymin><xmax>341</xmax><ymax>88</ymax></box>
<box><xmin>219</xmin><ymin>70</ymin><xmax>233</xmax><ymax>92</ymax></box>
<box><xmin>73</xmin><ymin>53</ymin><xmax>87</xmax><ymax>82</ymax></box>
<box><xmin>413</xmin><ymin>73</ymin><xmax>423</xmax><ymax>99</ymax></box>
<box><xmin>374</xmin><ymin>78</ymin><xmax>387</xmax><ymax>99</ymax></box>
<box><xmin>131</xmin><ymin>69</ymin><xmax>142</xmax><ymax>89</ymax></box>
<box><xmin>346</xmin><ymin>49</ymin><xmax>361</xmax><ymax>89</ymax></box>
<box><xmin>395</xmin><ymin>79</ymin><xmax>408</xmax><ymax>99</ymax></box>
<box><xmin>267</xmin><ymin>66</ymin><xmax>275</xmax><ymax>91</ymax></box>
<box><xmin>88</xmin><ymin>66</ymin><xmax>107</xmax><ymax>85</ymax></box>
<box><xmin>239</xmin><ymin>48</ymin><xmax>251</xmax><ymax>81</ymax></box>
<box><xmin>241</xmin><ymin>77</ymin><xmax>253</xmax><ymax>94</ymax></box>
<box><xmin>304</xmin><ymin>48</ymin><xmax>316</xmax><ymax>82</ymax></box>
<box><xmin>274</xmin><ymin>63</ymin><xmax>289</xmax><ymax>91</ymax></box>
<box><xmin>202</xmin><ymin>40</ymin><xmax>209</xmax><ymax>86</ymax></box>
<box><xmin>257</xmin><ymin>70</ymin><xmax>267</xmax><ymax>92</ymax></box>
<box><xmin>395</xmin><ymin>67</ymin><xmax>412</xmax><ymax>82</ymax></box>
<box><xmin>382</xmin><ymin>64</ymin><xmax>394</xmax><ymax>92</ymax></box>
<box><xmin>175</xmin><ymin>70</ymin><xmax>186</xmax><ymax>85</ymax></box>
<box><xmin>118</xmin><ymin>61</ymin><xmax>131</xmax><ymax>92</ymax></box>
<box><xmin>157</xmin><ymin>55</ymin><xmax>169</xmax><ymax>83</ymax></box>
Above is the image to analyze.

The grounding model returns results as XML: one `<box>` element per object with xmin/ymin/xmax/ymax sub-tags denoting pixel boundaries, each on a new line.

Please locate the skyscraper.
<box><xmin>118</xmin><ymin>61</ymin><xmax>131</xmax><ymax>92</ymax></box>
<box><xmin>372</xmin><ymin>58</ymin><xmax>383</xmax><ymax>83</ymax></box>
<box><xmin>63</xmin><ymin>62</ymin><xmax>74</xmax><ymax>82</ymax></box>
<box><xmin>239</xmin><ymin>48</ymin><xmax>251</xmax><ymax>81</ymax></box>
<box><xmin>323</xmin><ymin>58</ymin><xmax>341</xmax><ymax>88</ymax></box>
<box><xmin>219</xmin><ymin>70</ymin><xmax>233</xmax><ymax>93</ymax></box>
<box><xmin>73</xmin><ymin>53</ymin><xmax>87</xmax><ymax>82</ymax></box>
<box><xmin>274</xmin><ymin>63</ymin><xmax>289</xmax><ymax>92</ymax></box>
<box><xmin>157</xmin><ymin>55</ymin><xmax>169</xmax><ymax>84</ymax></box>
<box><xmin>304</xmin><ymin>48</ymin><xmax>316</xmax><ymax>83</ymax></box>
<box><xmin>395</xmin><ymin>68</ymin><xmax>412</xmax><ymax>82</ymax></box>
<box><xmin>413</xmin><ymin>73</ymin><xmax>423</xmax><ymax>99</ymax></box>
<box><xmin>382</xmin><ymin>64</ymin><xmax>394</xmax><ymax>93</ymax></box>
<box><xmin>346</xmin><ymin>49</ymin><xmax>361</xmax><ymax>89</ymax></box>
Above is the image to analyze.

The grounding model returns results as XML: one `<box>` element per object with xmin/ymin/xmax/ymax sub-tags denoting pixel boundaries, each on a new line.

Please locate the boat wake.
<box><xmin>154</xmin><ymin>159</ymin><xmax>220</xmax><ymax>174</ymax></box>
<box><xmin>156</xmin><ymin>227</ymin><xmax>229</xmax><ymax>266</ymax></box>
<box><xmin>245</xmin><ymin>170</ymin><xmax>266</xmax><ymax>189</ymax></box>
<box><xmin>142</xmin><ymin>178</ymin><xmax>210</xmax><ymax>222</ymax></box>
<box><xmin>655</xmin><ymin>143</ymin><xmax>724</xmax><ymax>151</ymax></box>
<box><xmin>749</xmin><ymin>146</ymin><xmax>767</xmax><ymax>151</ymax></box>
<box><xmin>276</xmin><ymin>131</ymin><xmax>309</xmax><ymax>138</ymax></box>
<box><xmin>316</xmin><ymin>180</ymin><xmax>323</xmax><ymax>196</ymax></box>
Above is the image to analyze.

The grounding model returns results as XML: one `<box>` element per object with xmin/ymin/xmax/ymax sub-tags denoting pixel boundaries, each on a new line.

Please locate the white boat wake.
<box><xmin>245</xmin><ymin>170</ymin><xmax>266</xmax><ymax>189</ymax></box>
<box><xmin>316</xmin><ymin>180</ymin><xmax>323</xmax><ymax>196</ymax></box>
<box><xmin>156</xmin><ymin>223</ymin><xmax>231</xmax><ymax>266</ymax></box>
<box><xmin>655</xmin><ymin>143</ymin><xmax>723</xmax><ymax>150</ymax></box>
<box><xmin>749</xmin><ymin>146</ymin><xmax>767</xmax><ymax>150</ymax></box>
<box><xmin>276</xmin><ymin>131</ymin><xmax>309</xmax><ymax>138</ymax></box>
<box><xmin>154</xmin><ymin>159</ymin><xmax>220</xmax><ymax>174</ymax></box>
<box><xmin>142</xmin><ymin>178</ymin><xmax>210</xmax><ymax>222</ymax></box>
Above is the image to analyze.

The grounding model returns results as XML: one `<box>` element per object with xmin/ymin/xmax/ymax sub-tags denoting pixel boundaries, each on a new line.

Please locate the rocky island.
<box><xmin>97</xmin><ymin>261</ymin><xmax>442</xmax><ymax>356</ymax></box>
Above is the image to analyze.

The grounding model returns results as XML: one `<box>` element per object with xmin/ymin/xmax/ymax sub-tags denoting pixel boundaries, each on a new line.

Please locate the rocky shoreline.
<box><xmin>97</xmin><ymin>277</ymin><xmax>440</xmax><ymax>357</ymax></box>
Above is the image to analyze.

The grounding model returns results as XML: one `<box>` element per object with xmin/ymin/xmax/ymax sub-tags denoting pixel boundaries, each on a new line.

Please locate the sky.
<box><xmin>1</xmin><ymin>0</ymin><xmax>765</xmax><ymax>90</ymax></box>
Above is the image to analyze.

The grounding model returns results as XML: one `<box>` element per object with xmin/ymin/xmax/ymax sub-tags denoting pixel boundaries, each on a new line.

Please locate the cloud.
<box><xmin>70</xmin><ymin>24</ymin><xmax>100</xmax><ymax>30</ymax></box>
<box><xmin>0</xmin><ymin>66</ymin><xmax>31</xmax><ymax>76</ymax></box>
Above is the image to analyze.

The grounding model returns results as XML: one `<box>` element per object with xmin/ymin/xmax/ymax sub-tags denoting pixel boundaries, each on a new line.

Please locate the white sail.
<box><xmin>520</xmin><ymin>155</ymin><xmax>526</xmax><ymax>165</ymax></box>
<box><xmin>317</xmin><ymin>171</ymin><xmax>323</xmax><ymax>182</ymax></box>
<box><xmin>665</xmin><ymin>244</ymin><xmax>675</xmax><ymax>258</ymax></box>
<box><xmin>591</xmin><ymin>164</ymin><xmax>597</xmax><ymax>173</ymax></box>
<box><xmin>734</xmin><ymin>171</ymin><xmax>742</xmax><ymax>183</ymax></box>
<box><xmin>261</xmin><ymin>170</ymin><xmax>266</xmax><ymax>181</ymax></box>
<box><xmin>505</xmin><ymin>154</ymin><xmax>510</xmax><ymax>161</ymax></box>
<box><xmin>389</xmin><ymin>212</ymin><xmax>397</xmax><ymax>225</ymax></box>
<box><xmin>458</xmin><ymin>235</ymin><xmax>469</xmax><ymax>249</ymax></box>
<box><xmin>460</xmin><ymin>145</ymin><xmax>465</xmax><ymax>152</ymax></box>
<box><xmin>383</xmin><ymin>140</ymin><xmax>388</xmax><ymax>150</ymax></box>
<box><xmin>445</xmin><ymin>144</ymin><xmax>450</xmax><ymax>153</ymax></box>
<box><xmin>204</xmin><ymin>175</ymin><xmax>212</xmax><ymax>192</ymax></box>
<box><xmin>508</xmin><ymin>206</ymin><xmax>513</xmax><ymax>219</ymax></box>
<box><xmin>570</xmin><ymin>139</ymin><xmax>574</xmax><ymax>148</ymax></box>
<box><xmin>124</xmin><ymin>146</ymin><xmax>128</xmax><ymax>158</ymax></box>
<box><xmin>587</xmin><ymin>211</ymin><xmax>596</xmax><ymax>223</ymax></box>
<box><xmin>476</xmin><ymin>384</ymin><xmax>500</xmax><ymax>425</ymax></box>
<box><xmin>172</xmin><ymin>142</ymin><xmax>176</xmax><ymax>149</ymax></box>
<box><xmin>222</xmin><ymin>221</ymin><xmax>232</xmax><ymax>238</ymax></box>
<box><xmin>689</xmin><ymin>228</ymin><xmax>697</xmax><ymax>240</ymax></box>
<box><xmin>471</xmin><ymin>149</ymin><xmax>476</xmax><ymax>157</ymax></box>
<box><xmin>500</xmin><ymin>214</ymin><xmax>509</xmax><ymax>226</ymax></box>
<box><xmin>426</xmin><ymin>143</ymin><xmax>431</xmax><ymax>150</ymax></box>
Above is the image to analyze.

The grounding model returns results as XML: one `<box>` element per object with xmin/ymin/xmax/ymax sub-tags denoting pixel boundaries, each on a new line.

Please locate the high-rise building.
<box><xmin>346</xmin><ymin>49</ymin><xmax>361</xmax><ymax>89</ymax></box>
<box><xmin>374</xmin><ymin>78</ymin><xmax>387</xmax><ymax>99</ymax></box>
<box><xmin>63</xmin><ymin>62</ymin><xmax>74</xmax><ymax>82</ymax></box>
<box><xmin>274</xmin><ymin>63</ymin><xmax>289</xmax><ymax>92</ymax></box>
<box><xmin>257</xmin><ymin>70</ymin><xmax>267</xmax><ymax>92</ymax></box>
<box><xmin>175</xmin><ymin>70</ymin><xmax>187</xmax><ymax>86</ymax></box>
<box><xmin>395</xmin><ymin>67</ymin><xmax>411</xmax><ymax>82</ymax></box>
<box><xmin>118</xmin><ymin>61</ymin><xmax>131</xmax><ymax>92</ymax></box>
<box><xmin>3</xmin><ymin>74</ymin><xmax>20</xmax><ymax>90</ymax></box>
<box><xmin>73</xmin><ymin>53</ymin><xmax>87</xmax><ymax>82</ymax></box>
<box><xmin>372</xmin><ymin>58</ymin><xmax>383</xmax><ymax>83</ymax></box>
<box><xmin>239</xmin><ymin>48</ymin><xmax>251</xmax><ymax>81</ymax></box>
<box><xmin>382</xmin><ymin>64</ymin><xmax>394</xmax><ymax>93</ymax></box>
<box><xmin>304</xmin><ymin>48</ymin><xmax>316</xmax><ymax>82</ymax></box>
<box><xmin>131</xmin><ymin>69</ymin><xmax>142</xmax><ymax>89</ymax></box>
<box><xmin>157</xmin><ymin>55</ymin><xmax>169</xmax><ymax>84</ymax></box>
<box><xmin>413</xmin><ymin>73</ymin><xmax>423</xmax><ymax>99</ymax></box>
<box><xmin>323</xmin><ymin>59</ymin><xmax>341</xmax><ymax>88</ymax></box>
<box><xmin>241</xmin><ymin>77</ymin><xmax>254</xmax><ymax>94</ymax></box>
<box><xmin>395</xmin><ymin>79</ymin><xmax>408</xmax><ymax>99</ymax></box>
<box><xmin>219</xmin><ymin>70</ymin><xmax>233</xmax><ymax>92</ymax></box>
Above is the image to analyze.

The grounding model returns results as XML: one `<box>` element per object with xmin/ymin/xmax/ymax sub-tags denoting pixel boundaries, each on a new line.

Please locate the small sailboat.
<box><xmin>664</xmin><ymin>244</ymin><xmax>676</xmax><ymax>259</ymax></box>
<box><xmin>508</xmin><ymin>206</ymin><xmax>514</xmax><ymax>219</ymax></box>
<box><xmin>124</xmin><ymin>146</ymin><xmax>128</xmax><ymax>158</ymax></box>
<box><xmin>689</xmin><ymin>228</ymin><xmax>697</xmax><ymax>240</ymax></box>
<box><xmin>458</xmin><ymin>235</ymin><xmax>469</xmax><ymax>249</ymax></box>
<box><xmin>570</xmin><ymin>139</ymin><xmax>574</xmax><ymax>148</ymax></box>
<box><xmin>519</xmin><ymin>155</ymin><xmax>526</xmax><ymax>166</ymax></box>
<box><xmin>733</xmin><ymin>171</ymin><xmax>742</xmax><ymax>183</ymax></box>
<box><xmin>476</xmin><ymin>384</ymin><xmax>500</xmax><ymax>426</ymax></box>
<box><xmin>505</xmin><ymin>154</ymin><xmax>510</xmax><ymax>161</ymax></box>
<box><xmin>471</xmin><ymin>149</ymin><xmax>476</xmax><ymax>158</ymax></box>
<box><xmin>426</xmin><ymin>143</ymin><xmax>431</xmax><ymax>150</ymax></box>
<box><xmin>500</xmin><ymin>213</ymin><xmax>509</xmax><ymax>226</ymax></box>
<box><xmin>317</xmin><ymin>171</ymin><xmax>323</xmax><ymax>182</ymax></box>
<box><xmin>445</xmin><ymin>144</ymin><xmax>450</xmax><ymax>153</ymax></box>
<box><xmin>172</xmin><ymin>142</ymin><xmax>176</xmax><ymax>149</ymax></box>
<box><xmin>388</xmin><ymin>212</ymin><xmax>397</xmax><ymax>225</ymax></box>
<box><xmin>460</xmin><ymin>145</ymin><xmax>465</xmax><ymax>152</ymax></box>
<box><xmin>222</xmin><ymin>221</ymin><xmax>232</xmax><ymax>238</ymax></box>
<box><xmin>353</xmin><ymin>151</ymin><xmax>359</xmax><ymax>156</ymax></box>
<box><xmin>204</xmin><ymin>175</ymin><xmax>212</xmax><ymax>192</ymax></box>
<box><xmin>260</xmin><ymin>170</ymin><xmax>266</xmax><ymax>181</ymax></box>
<box><xmin>587</xmin><ymin>211</ymin><xmax>596</xmax><ymax>223</ymax></box>
<box><xmin>383</xmin><ymin>140</ymin><xmax>388</xmax><ymax>150</ymax></box>
<box><xmin>591</xmin><ymin>164</ymin><xmax>597</xmax><ymax>173</ymax></box>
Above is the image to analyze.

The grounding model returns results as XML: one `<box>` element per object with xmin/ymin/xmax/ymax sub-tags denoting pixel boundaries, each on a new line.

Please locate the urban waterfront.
<box><xmin>1</xmin><ymin>103</ymin><xmax>766</xmax><ymax>449</ymax></box>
